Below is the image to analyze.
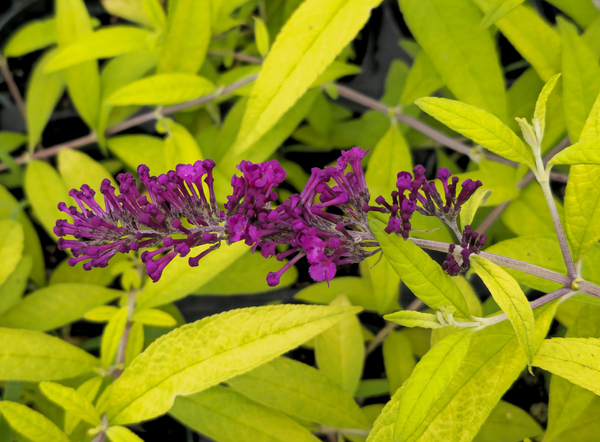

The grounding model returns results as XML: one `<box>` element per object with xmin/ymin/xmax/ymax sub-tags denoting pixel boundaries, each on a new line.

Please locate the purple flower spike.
<box><xmin>442</xmin><ymin>225</ymin><xmax>486</xmax><ymax>276</ymax></box>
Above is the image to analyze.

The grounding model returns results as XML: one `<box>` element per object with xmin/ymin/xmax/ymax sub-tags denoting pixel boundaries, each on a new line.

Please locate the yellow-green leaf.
<box><xmin>107</xmin><ymin>134</ymin><xmax>166</xmax><ymax>174</ymax></box>
<box><xmin>227</xmin><ymin>356</ymin><xmax>369</xmax><ymax>429</ymax></box>
<box><xmin>534</xmin><ymin>72</ymin><xmax>561</xmax><ymax>138</ymax></box>
<box><xmin>142</xmin><ymin>0</ymin><xmax>166</xmax><ymax>31</ymax></box>
<box><xmin>0</xmin><ymin>284</ymin><xmax>122</xmax><ymax>331</ymax></box>
<box><xmin>106</xmin><ymin>426</ymin><xmax>144</xmax><ymax>442</ymax></box>
<box><xmin>0</xmin><ymin>220</ymin><xmax>23</xmax><ymax>288</ymax></box>
<box><xmin>0</xmin><ymin>256</ymin><xmax>32</xmax><ymax>317</ymax></box>
<box><xmin>25</xmin><ymin>49</ymin><xmax>66</xmax><ymax>151</ymax></box>
<box><xmin>415</xmin><ymin>97</ymin><xmax>536</xmax><ymax>168</ymax></box>
<box><xmin>547</xmin><ymin>0</ymin><xmax>600</xmax><ymax>30</ymax></box>
<box><xmin>64</xmin><ymin>375</ymin><xmax>103</xmax><ymax>434</ymax></box>
<box><xmin>394</xmin><ymin>330</ymin><xmax>473</xmax><ymax>441</ymax></box>
<box><xmin>533</xmin><ymin>338</ymin><xmax>600</xmax><ymax>396</ymax></box>
<box><xmin>0</xmin><ymin>401</ymin><xmax>70</xmax><ymax>442</ymax></box>
<box><xmin>157</xmin><ymin>0</ymin><xmax>211</xmax><ymax>74</ymax></box>
<box><xmin>232</xmin><ymin>0</ymin><xmax>383</xmax><ymax>156</ymax></box>
<box><xmin>0</xmin><ymin>132</ymin><xmax>26</xmax><ymax>153</ymax></box>
<box><xmin>383</xmin><ymin>330</ymin><xmax>416</xmax><ymax>394</ymax></box>
<box><xmin>106</xmin><ymin>73</ymin><xmax>214</xmax><ymax>106</ymax></box>
<box><xmin>384</xmin><ymin>311</ymin><xmax>444</xmax><ymax>329</ymax></box>
<box><xmin>163</xmin><ymin>119</ymin><xmax>203</xmax><ymax>170</ymax></box>
<box><xmin>548</xmin><ymin>137</ymin><xmax>600</xmax><ymax>167</ymax></box>
<box><xmin>106</xmin><ymin>304</ymin><xmax>361</xmax><ymax>425</ymax></box>
<box><xmin>294</xmin><ymin>276</ymin><xmax>378</xmax><ymax>312</ymax></box>
<box><xmin>564</xmin><ymin>165</ymin><xmax>600</xmax><ymax>262</ymax></box>
<box><xmin>473</xmin><ymin>400</ymin><xmax>543</xmax><ymax>442</ymax></box>
<box><xmin>479</xmin><ymin>0</ymin><xmax>525</xmax><ymax>30</ymax></box>
<box><xmin>366</xmin><ymin>386</ymin><xmax>403</xmax><ymax>442</ymax></box>
<box><xmin>125</xmin><ymin>322</ymin><xmax>144</xmax><ymax>368</ymax></box>
<box><xmin>400</xmin><ymin>50</ymin><xmax>444</xmax><ymax>106</ymax></box>
<box><xmin>459</xmin><ymin>188</ymin><xmax>491</xmax><ymax>230</ymax></box>
<box><xmin>58</xmin><ymin>149</ymin><xmax>117</xmax><ymax>199</ymax></box>
<box><xmin>0</xmin><ymin>327</ymin><xmax>98</xmax><ymax>381</ymax></box>
<box><xmin>401</xmin><ymin>0</ymin><xmax>506</xmax><ymax>120</ymax></box>
<box><xmin>370</xmin><ymin>218</ymin><xmax>471</xmax><ymax>319</ymax></box>
<box><xmin>3</xmin><ymin>17</ymin><xmax>56</xmax><ymax>57</ymax></box>
<box><xmin>101</xmin><ymin>307</ymin><xmax>129</xmax><ymax>368</ymax></box>
<box><xmin>132</xmin><ymin>309</ymin><xmax>176</xmax><ymax>327</ymax></box>
<box><xmin>559</xmin><ymin>17</ymin><xmax>600</xmax><ymax>143</ymax></box>
<box><xmin>84</xmin><ymin>305</ymin><xmax>119</xmax><ymax>323</ymax></box>
<box><xmin>40</xmin><ymin>381</ymin><xmax>101</xmax><ymax>426</ymax></box>
<box><xmin>471</xmin><ymin>255</ymin><xmax>536</xmax><ymax>366</ymax></box>
<box><xmin>314</xmin><ymin>294</ymin><xmax>364</xmax><ymax>395</ymax></box>
<box><xmin>581</xmin><ymin>91</ymin><xmax>600</xmax><ymax>140</ymax></box>
<box><xmin>170</xmin><ymin>386</ymin><xmax>322</xmax><ymax>442</ymax></box>
<box><xmin>253</xmin><ymin>17</ymin><xmax>270</xmax><ymax>57</ymax></box>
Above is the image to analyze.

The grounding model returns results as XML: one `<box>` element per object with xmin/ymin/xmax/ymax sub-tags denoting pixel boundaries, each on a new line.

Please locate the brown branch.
<box><xmin>0</xmin><ymin>53</ymin><xmax>26</xmax><ymax>125</ymax></box>
<box><xmin>0</xmin><ymin>74</ymin><xmax>258</xmax><ymax>172</ymax></box>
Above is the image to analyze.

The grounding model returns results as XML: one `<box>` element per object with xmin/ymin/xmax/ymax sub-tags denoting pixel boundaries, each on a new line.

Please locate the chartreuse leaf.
<box><xmin>107</xmin><ymin>135</ymin><xmax>166</xmax><ymax>174</ymax></box>
<box><xmin>58</xmin><ymin>149</ymin><xmax>118</xmax><ymax>202</ymax></box>
<box><xmin>367</xmin><ymin>386</ymin><xmax>403</xmax><ymax>442</ymax></box>
<box><xmin>170</xmin><ymin>386</ymin><xmax>321</xmax><ymax>442</ymax></box>
<box><xmin>559</xmin><ymin>17</ymin><xmax>600</xmax><ymax>143</ymax></box>
<box><xmin>415</xmin><ymin>97</ymin><xmax>536</xmax><ymax>168</ymax></box>
<box><xmin>0</xmin><ymin>328</ymin><xmax>98</xmax><ymax>381</ymax></box>
<box><xmin>362</xmin><ymin>252</ymin><xmax>401</xmax><ymax>315</ymax></box>
<box><xmin>107</xmin><ymin>73</ymin><xmax>214</xmax><ymax>106</ymax></box>
<box><xmin>26</xmin><ymin>49</ymin><xmax>66</xmax><ymax>151</ymax></box>
<box><xmin>471</xmin><ymin>255</ymin><xmax>536</xmax><ymax>367</ymax></box>
<box><xmin>0</xmin><ymin>220</ymin><xmax>23</xmax><ymax>288</ymax></box>
<box><xmin>295</xmin><ymin>276</ymin><xmax>378</xmax><ymax>311</ymax></box>
<box><xmin>3</xmin><ymin>17</ymin><xmax>56</xmax><ymax>57</ymax></box>
<box><xmin>479</xmin><ymin>0</ymin><xmax>525</xmax><ymax>30</ymax></box>
<box><xmin>25</xmin><ymin>160</ymin><xmax>71</xmax><ymax>240</ymax></box>
<box><xmin>548</xmin><ymin>137</ymin><xmax>600</xmax><ymax>167</ymax></box>
<box><xmin>370</xmin><ymin>218</ymin><xmax>471</xmax><ymax>319</ymax></box>
<box><xmin>547</xmin><ymin>0</ymin><xmax>600</xmax><ymax>29</ymax></box>
<box><xmin>194</xmin><ymin>250</ymin><xmax>298</xmax><ymax>295</ymax></box>
<box><xmin>534</xmin><ymin>72</ymin><xmax>561</xmax><ymax>138</ymax></box>
<box><xmin>106</xmin><ymin>426</ymin><xmax>144</xmax><ymax>442</ymax></box>
<box><xmin>473</xmin><ymin>400</ymin><xmax>543</xmax><ymax>442</ymax></box>
<box><xmin>383</xmin><ymin>330</ymin><xmax>416</xmax><ymax>394</ymax></box>
<box><xmin>581</xmin><ymin>92</ymin><xmax>600</xmax><ymax>140</ymax></box>
<box><xmin>393</xmin><ymin>330</ymin><xmax>473</xmax><ymax>441</ymax></box>
<box><xmin>545</xmin><ymin>303</ymin><xmax>600</xmax><ymax>442</ymax></box>
<box><xmin>0</xmin><ymin>400</ymin><xmax>70</xmax><ymax>442</ymax></box>
<box><xmin>136</xmin><ymin>243</ymin><xmax>248</xmax><ymax>309</ymax></box>
<box><xmin>0</xmin><ymin>284</ymin><xmax>122</xmax><ymax>331</ymax></box>
<box><xmin>471</xmin><ymin>0</ymin><xmax>561</xmax><ymax>82</ymax></box>
<box><xmin>142</xmin><ymin>0</ymin><xmax>166</xmax><ymax>31</ymax></box>
<box><xmin>232</xmin><ymin>0</ymin><xmax>382</xmax><ymax>156</ymax></box>
<box><xmin>162</xmin><ymin>119</ymin><xmax>203</xmax><ymax>170</ymax></box>
<box><xmin>106</xmin><ymin>304</ymin><xmax>361</xmax><ymax>424</ymax></box>
<box><xmin>157</xmin><ymin>0</ymin><xmax>211</xmax><ymax>74</ymax></box>
<box><xmin>101</xmin><ymin>307</ymin><xmax>129</xmax><ymax>369</ymax></box>
<box><xmin>401</xmin><ymin>0</ymin><xmax>506</xmax><ymax>120</ymax></box>
<box><xmin>39</xmin><ymin>381</ymin><xmax>101</xmax><ymax>426</ymax></box>
<box><xmin>384</xmin><ymin>311</ymin><xmax>444</xmax><ymax>329</ymax></box>
<box><xmin>253</xmin><ymin>17</ymin><xmax>270</xmax><ymax>57</ymax></box>
<box><xmin>459</xmin><ymin>188</ymin><xmax>491</xmax><ymax>230</ymax></box>
<box><xmin>533</xmin><ymin>338</ymin><xmax>600</xmax><ymax>396</ymax></box>
<box><xmin>132</xmin><ymin>309</ymin><xmax>176</xmax><ymax>327</ymax></box>
<box><xmin>50</xmin><ymin>256</ymin><xmax>119</xmax><ymax>287</ymax></box>
<box><xmin>56</xmin><ymin>0</ymin><xmax>101</xmax><ymax>129</ymax></box>
<box><xmin>391</xmin><ymin>301</ymin><xmax>557</xmax><ymax>441</ymax></box>
<box><xmin>0</xmin><ymin>132</ymin><xmax>26</xmax><ymax>152</ymax></box>
<box><xmin>64</xmin><ymin>376</ymin><xmax>103</xmax><ymax>434</ymax></box>
<box><xmin>45</xmin><ymin>26</ymin><xmax>154</xmax><ymax>72</ymax></box>
<box><xmin>125</xmin><ymin>322</ymin><xmax>144</xmax><ymax>368</ymax></box>
<box><xmin>400</xmin><ymin>51</ymin><xmax>444</xmax><ymax>106</ymax></box>
<box><xmin>227</xmin><ymin>356</ymin><xmax>369</xmax><ymax>429</ymax></box>
<box><xmin>564</xmin><ymin>165</ymin><xmax>600</xmax><ymax>263</ymax></box>
<box><xmin>315</xmin><ymin>294</ymin><xmax>364</xmax><ymax>395</ymax></box>
<box><xmin>0</xmin><ymin>256</ymin><xmax>32</xmax><ymax>317</ymax></box>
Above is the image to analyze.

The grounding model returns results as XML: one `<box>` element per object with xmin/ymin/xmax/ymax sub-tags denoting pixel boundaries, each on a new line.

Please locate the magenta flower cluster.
<box><xmin>55</xmin><ymin>148</ymin><xmax>484</xmax><ymax>285</ymax></box>
<box><xmin>443</xmin><ymin>225</ymin><xmax>487</xmax><ymax>276</ymax></box>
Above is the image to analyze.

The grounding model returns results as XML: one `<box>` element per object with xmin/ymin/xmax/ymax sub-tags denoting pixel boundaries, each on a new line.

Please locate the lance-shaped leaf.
<box><xmin>65</xmin><ymin>376</ymin><xmax>103</xmax><ymax>434</ymax></box>
<box><xmin>383</xmin><ymin>330</ymin><xmax>416</xmax><ymax>394</ymax></box>
<box><xmin>370</xmin><ymin>219</ymin><xmax>471</xmax><ymax>319</ymax></box>
<box><xmin>393</xmin><ymin>330</ymin><xmax>472</xmax><ymax>441</ymax></box>
<box><xmin>559</xmin><ymin>17</ymin><xmax>600</xmax><ymax>143</ymax></box>
<box><xmin>401</xmin><ymin>0</ymin><xmax>506</xmax><ymax>120</ymax></box>
<box><xmin>564</xmin><ymin>165</ymin><xmax>600</xmax><ymax>262</ymax></box>
<box><xmin>384</xmin><ymin>311</ymin><xmax>444</xmax><ymax>329</ymax></box>
<box><xmin>106</xmin><ymin>426</ymin><xmax>144</xmax><ymax>442</ymax></box>
<box><xmin>580</xmin><ymin>92</ymin><xmax>600</xmax><ymax>140</ymax></box>
<box><xmin>106</xmin><ymin>304</ymin><xmax>361</xmax><ymax>425</ymax></box>
<box><xmin>0</xmin><ymin>256</ymin><xmax>32</xmax><ymax>317</ymax></box>
<box><xmin>471</xmin><ymin>255</ymin><xmax>536</xmax><ymax>367</ymax></box>
<box><xmin>400</xmin><ymin>50</ymin><xmax>444</xmax><ymax>106</ymax></box>
<box><xmin>227</xmin><ymin>356</ymin><xmax>369</xmax><ymax>429</ymax></box>
<box><xmin>157</xmin><ymin>0</ymin><xmax>211</xmax><ymax>74</ymax></box>
<box><xmin>101</xmin><ymin>307</ymin><xmax>129</xmax><ymax>368</ymax></box>
<box><xmin>170</xmin><ymin>386</ymin><xmax>321</xmax><ymax>442</ymax></box>
<box><xmin>533</xmin><ymin>338</ymin><xmax>600</xmax><ymax>396</ymax></box>
<box><xmin>367</xmin><ymin>386</ymin><xmax>403</xmax><ymax>442</ymax></box>
<box><xmin>125</xmin><ymin>322</ymin><xmax>144</xmax><ymax>368</ymax></box>
<box><xmin>459</xmin><ymin>188</ymin><xmax>491</xmax><ymax>230</ymax></box>
<box><xmin>0</xmin><ymin>327</ymin><xmax>98</xmax><ymax>381</ymax></box>
<box><xmin>479</xmin><ymin>0</ymin><xmax>525</xmax><ymax>30</ymax></box>
<box><xmin>415</xmin><ymin>97</ymin><xmax>535</xmax><ymax>168</ymax></box>
<box><xmin>0</xmin><ymin>284</ymin><xmax>123</xmax><ymax>331</ymax></box>
<box><xmin>474</xmin><ymin>400</ymin><xmax>543</xmax><ymax>442</ymax></box>
<box><xmin>39</xmin><ymin>381</ymin><xmax>101</xmax><ymax>426</ymax></box>
<box><xmin>4</xmin><ymin>17</ymin><xmax>57</xmax><ymax>57</ymax></box>
<box><xmin>106</xmin><ymin>74</ymin><xmax>215</xmax><ymax>106</ymax></box>
<box><xmin>534</xmin><ymin>72</ymin><xmax>561</xmax><ymax>138</ymax></box>
<box><xmin>0</xmin><ymin>401</ymin><xmax>70</xmax><ymax>442</ymax></box>
<box><xmin>0</xmin><ymin>220</ymin><xmax>24</xmax><ymax>288</ymax></box>
<box><xmin>45</xmin><ymin>26</ymin><xmax>153</xmax><ymax>72</ymax></box>
<box><xmin>548</xmin><ymin>137</ymin><xmax>600</xmax><ymax>167</ymax></box>
<box><xmin>232</xmin><ymin>0</ymin><xmax>383</xmax><ymax>156</ymax></box>
<box><xmin>132</xmin><ymin>309</ymin><xmax>176</xmax><ymax>327</ymax></box>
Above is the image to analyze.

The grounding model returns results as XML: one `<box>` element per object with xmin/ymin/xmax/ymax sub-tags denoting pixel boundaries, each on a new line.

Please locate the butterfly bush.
<box><xmin>55</xmin><ymin>148</ymin><xmax>485</xmax><ymax>284</ymax></box>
